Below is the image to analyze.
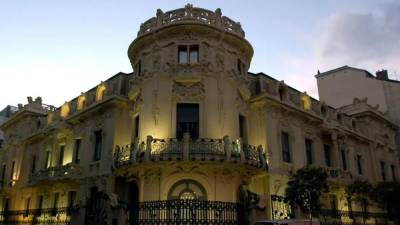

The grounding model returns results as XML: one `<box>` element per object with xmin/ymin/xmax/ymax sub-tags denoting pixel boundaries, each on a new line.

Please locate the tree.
<box><xmin>370</xmin><ymin>182</ymin><xmax>400</xmax><ymax>224</ymax></box>
<box><xmin>346</xmin><ymin>180</ymin><xmax>373</xmax><ymax>225</ymax></box>
<box><xmin>285</xmin><ymin>167</ymin><xmax>329</xmax><ymax>219</ymax></box>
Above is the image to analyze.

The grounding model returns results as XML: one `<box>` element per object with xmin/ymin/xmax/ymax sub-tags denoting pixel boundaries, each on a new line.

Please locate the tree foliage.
<box><xmin>370</xmin><ymin>182</ymin><xmax>400</xmax><ymax>222</ymax></box>
<box><xmin>346</xmin><ymin>180</ymin><xmax>373</xmax><ymax>202</ymax></box>
<box><xmin>285</xmin><ymin>167</ymin><xmax>329</xmax><ymax>217</ymax></box>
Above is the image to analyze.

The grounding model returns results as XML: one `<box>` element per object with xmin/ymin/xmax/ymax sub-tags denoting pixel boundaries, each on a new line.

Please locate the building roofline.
<box><xmin>314</xmin><ymin>65</ymin><xmax>374</xmax><ymax>78</ymax></box>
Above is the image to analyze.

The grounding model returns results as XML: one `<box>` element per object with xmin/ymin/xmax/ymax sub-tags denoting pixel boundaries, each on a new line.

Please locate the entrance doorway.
<box><xmin>115</xmin><ymin>177</ymin><xmax>139</xmax><ymax>225</ymax></box>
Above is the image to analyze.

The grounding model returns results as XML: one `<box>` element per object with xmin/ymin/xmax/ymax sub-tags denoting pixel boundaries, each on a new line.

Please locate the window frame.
<box><xmin>93</xmin><ymin>130</ymin><xmax>103</xmax><ymax>162</ymax></box>
<box><xmin>178</xmin><ymin>45</ymin><xmax>199</xmax><ymax>64</ymax></box>
<box><xmin>281</xmin><ymin>132</ymin><xmax>291</xmax><ymax>163</ymax></box>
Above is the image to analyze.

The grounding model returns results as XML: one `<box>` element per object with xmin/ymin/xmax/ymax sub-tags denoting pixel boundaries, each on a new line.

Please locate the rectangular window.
<box><xmin>1</xmin><ymin>164</ymin><xmax>6</xmax><ymax>187</ymax></box>
<box><xmin>305</xmin><ymin>139</ymin><xmax>313</xmax><ymax>165</ymax></box>
<box><xmin>31</xmin><ymin>155</ymin><xmax>36</xmax><ymax>174</ymax></box>
<box><xmin>380</xmin><ymin>161</ymin><xmax>386</xmax><ymax>181</ymax></box>
<box><xmin>324</xmin><ymin>145</ymin><xmax>332</xmax><ymax>167</ymax></box>
<box><xmin>45</xmin><ymin>151</ymin><xmax>51</xmax><ymax>169</ymax></box>
<box><xmin>74</xmin><ymin>139</ymin><xmax>81</xmax><ymax>164</ymax></box>
<box><xmin>176</xmin><ymin>103</ymin><xmax>199</xmax><ymax>140</ymax></box>
<box><xmin>67</xmin><ymin>191</ymin><xmax>77</xmax><ymax>216</ymax></box>
<box><xmin>189</xmin><ymin>45</ymin><xmax>199</xmax><ymax>63</ymax></box>
<box><xmin>239</xmin><ymin>114</ymin><xmax>247</xmax><ymax>143</ymax></box>
<box><xmin>52</xmin><ymin>193</ymin><xmax>59</xmax><ymax>216</ymax></box>
<box><xmin>58</xmin><ymin>145</ymin><xmax>65</xmax><ymax>167</ymax></box>
<box><xmin>135</xmin><ymin>60</ymin><xmax>143</xmax><ymax>76</ymax></box>
<box><xmin>3</xmin><ymin>198</ymin><xmax>9</xmax><ymax>212</ymax></box>
<box><xmin>24</xmin><ymin>197</ymin><xmax>31</xmax><ymax>217</ymax></box>
<box><xmin>281</xmin><ymin>132</ymin><xmax>291</xmax><ymax>163</ymax></box>
<box><xmin>391</xmin><ymin>165</ymin><xmax>396</xmax><ymax>181</ymax></box>
<box><xmin>341</xmin><ymin>149</ymin><xmax>347</xmax><ymax>170</ymax></box>
<box><xmin>237</xmin><ymin>59</ymin><xmax>246</xmax><ymax>75</ymax></box>
<box><xmin>178</xmin><ymin>46</ymin><xmax>188</xmax><ymax>64</ymax></box>
<box><xmin>134</xmin><ymin>116</ymin><xmax>140</xmax><ymax>138</ymax></box>
<box><xmin>357</xmin><ymin>155</ymin><xmax>363</xmax><ymax>175</ymax></box>
<box><xmin>10</xmin><ymin>161</ymin><xmax>15</xmax><ymax>185</ymax></box>
<box><xmin>94</xmin><ymin>130</ymin><xmax>102</xmax><ymax>161</ymax></box>
<box><xmin>37</xmin><ymin>195</ymin><xmax>43</xmax><ymax>216</ymax></box>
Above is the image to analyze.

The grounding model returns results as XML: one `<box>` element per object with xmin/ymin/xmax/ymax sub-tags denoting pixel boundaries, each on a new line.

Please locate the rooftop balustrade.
<box><xmin>137</xmin><ymin>4</ymin><xmax>245</xmax><ymax>38</ymax></box>
<box><xmin>114</xmin><ymin>134</ymin><xmax>267</xmax><ymax>170</ymax></box>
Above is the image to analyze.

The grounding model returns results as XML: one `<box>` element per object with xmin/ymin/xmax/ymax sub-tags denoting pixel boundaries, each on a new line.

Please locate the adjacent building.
<box><xmin>0</xmin><ymin>5</ymin><xmax>398</xmax><ymax>225</ymax></box>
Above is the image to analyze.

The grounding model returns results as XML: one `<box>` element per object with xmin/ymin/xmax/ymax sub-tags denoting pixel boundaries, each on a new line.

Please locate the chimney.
<box><xmin>376</xmin><ymin>70</ymin><xmax>388</xmax><ymax>80</ymax></box>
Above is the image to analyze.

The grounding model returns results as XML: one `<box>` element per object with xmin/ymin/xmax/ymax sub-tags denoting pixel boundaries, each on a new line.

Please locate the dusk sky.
<box><xmin>1</xmin><ymin>0</ymin><xmax>399</xmax><ymax>109</ymax></box>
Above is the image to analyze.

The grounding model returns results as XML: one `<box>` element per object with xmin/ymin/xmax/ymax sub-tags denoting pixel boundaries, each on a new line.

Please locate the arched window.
<box><xmin>168</xmin><ymin>179</ymin><xmax>207</xmax><ymax>200</ymax></box>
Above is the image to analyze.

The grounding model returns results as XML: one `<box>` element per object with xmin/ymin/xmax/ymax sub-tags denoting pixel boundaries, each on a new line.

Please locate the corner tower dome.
<box><xmin>127</xmin><ymin>4</ymin><xmax>254</xmax><ymax>76</ymax></box>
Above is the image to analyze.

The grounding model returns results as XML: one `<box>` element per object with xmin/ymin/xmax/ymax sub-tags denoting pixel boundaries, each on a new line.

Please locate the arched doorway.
<box><xmin>167</xmin><ymin>179</ymin><xmax>207</xmax><ymax>223</ymax></box>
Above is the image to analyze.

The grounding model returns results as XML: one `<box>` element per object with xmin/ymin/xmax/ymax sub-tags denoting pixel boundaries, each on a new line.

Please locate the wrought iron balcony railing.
<box><xmin>0</xmin><ymin>207</ymin><xmax>72</xmax><ymax>225</ymax></box>
<box><xmin>114</xmin><ymin>135</ymin><xmax>267</xmax><ymax>170</ymax></box>
<box><xmin>29</xmin><ymin>163</ymin><xmax>81</xmax><ymax>184</ymax></box>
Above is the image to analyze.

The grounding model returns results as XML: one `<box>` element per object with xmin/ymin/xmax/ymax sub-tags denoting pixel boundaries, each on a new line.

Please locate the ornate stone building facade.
<box><xmin>0</xmin><ymin>5</ymin><xmax>398</xmax><ymax>225</ymax></box>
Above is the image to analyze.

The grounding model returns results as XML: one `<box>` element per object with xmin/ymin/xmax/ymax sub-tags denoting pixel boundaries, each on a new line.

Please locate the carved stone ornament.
<box><xmin>172</xmin><ymin>80</ymin><xmax>205</xmax><ymax>101</ymax></box>
<box><xmin>238</xmin><ymin>84</ymin><xmax>251</xmax><ymax>101</ymax></box>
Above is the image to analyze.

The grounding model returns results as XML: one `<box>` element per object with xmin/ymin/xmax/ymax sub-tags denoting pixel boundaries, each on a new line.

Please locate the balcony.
<box><xmin>29</xmin><ymin>163</ymin><xmax>81</xmax><ymax>184</ymax></box>
<box><xmin>324</xmin><ymin>167</ymin><xmax>352</xmax><ymax>183</ymax></box>
<box><xmin>114</xmin><ymin>135</ymin><xmax>267</xmax><ymax>170</ymax></box>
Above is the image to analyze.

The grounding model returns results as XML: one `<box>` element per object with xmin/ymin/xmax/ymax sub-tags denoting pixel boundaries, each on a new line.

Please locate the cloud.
<box><xmin>317</xmin><ymin>3</ymin><xmax>400</xmax><ymax>76</ymax></box>
<box><xmin>278</xmin><ymin>3</ymin><xmax>400</xmax><ymax>100</ymax></box>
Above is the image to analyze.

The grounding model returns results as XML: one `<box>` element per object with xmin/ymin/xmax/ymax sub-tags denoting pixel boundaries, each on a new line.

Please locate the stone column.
<box><xmin>183</xmin><ymin>132</ymin><xmax>190</xmax><ymax>161</ymax></box>
<box><xmin>145</xmin><ymin>135</ymin><xmax>153</xmax><ymax>162</ymax></box>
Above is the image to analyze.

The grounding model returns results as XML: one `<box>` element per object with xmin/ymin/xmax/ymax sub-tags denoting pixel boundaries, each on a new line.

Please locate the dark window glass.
<box><xmin>391</xmin><ymin>165</ymin><xmax>396</xmax><ymax>181</ymax></box>
<box><xmin>134</xmin><ymin>116</ymin><xmax>140</xmax><ymax>138</ymax></box>
<box><xmin>94</xmin><ymin>130</ymin><xmax>102</xmax><ymax>161</ymax></box>
<box><xmin>324</xmin><ymin>145</ymin><xmax>331</xmax><ymax>167</ymax></box>
<box><xmin>37</xmin><ymin>195</ymin><xmax>43</xmax><ymax>215</ymax></box>
<box><xmin>74</xmin><ymin>139</ymin><xmax>81</xmax><ymax>164</ymax></box>
<box><xmin>58</xmin><ymin>145</ymin><xmax>65</xmax><ymax>167</ymax></box>
<box><xmin>135</xmin><ymin>60</ymin><xmax>143</xmax><ymax>76</ymax></box>
<box><xmin>67</xmin><ymin>191</ymin><xmax>76</xmax><ymax>215</ymax></box>
<box><xmin>24</xmin><ymin>197</ymin><xmax>30</xmax><ymax>217</ymax></box>
<box><xmin>0</xmin><ymin>139</ymin><xmax>3</xmax><ymax>148</ymax></box>
<box><xmin>237</xmin><ymin>59</ymin><xmax>242</xmax><ymax>74</ymax></box>
<box><xmin>31</xmin><ymin>155</ymin><xmax>36</xmax><ymax>174</ymax></box>
<box><xmin>380</xmin><ymin>161</ymin><xmax>386</xmax><ymax>181</ymax></box>
<box><xmin>357</xmin><ymin>155</ymin><xmax>363</xmax><ymax>175</ymax></box>
<box><xmin>239</xmin><ymin>114</ymin><xmax>247</xmax><ymax>143</ymax></box>
<box><xmin>176</xmin><ymin>103</ymin><xmax>199</xmax><ymax>140</ymax></box>
<box><xmin>189</xmin><ymin>45</ymin><xmax>199</xmax><ymax>63</ymax></box>
<box><xmin>4</xmin><ymin>198</ymin><xmax>9</xmax><ymax>213</ymax></box>
<box><xmin>1</xmin><ymin>165</ymin><xmax>6</xmax><ymax>187</ymax></box>
<box><xmin>178</xmin><ymin>46</ymin><xmax>188</xmax><ymax>64</ymax></box>
<box><xmin>281</xmin><ymin>132</ymin><xmax>291</xmax><ymax>163</ymax></box>
<box><xmin>305</xmin><ymin>139</ymin><xmax>313</xmax><ymax>165</ymax></box>
<box><xmin>341</xmin><ymin>149</ymin><xmax>347</xmax><ymax>170</ymax></box>
<box><xmin>51</xmin><ymin>193</ymin><xmax>59</xmax><ymax>216</ymax></box>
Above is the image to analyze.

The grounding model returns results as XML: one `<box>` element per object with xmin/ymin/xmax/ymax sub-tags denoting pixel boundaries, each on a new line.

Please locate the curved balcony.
<box><xmin>137</xmin><ymin>4</ymin><xmax>245</xmax><ymax>38</ymax></box>
<box><xmin>114</xmin><ymin>135</ymin><xmax>267</xmax><ymax>170</ymax></box>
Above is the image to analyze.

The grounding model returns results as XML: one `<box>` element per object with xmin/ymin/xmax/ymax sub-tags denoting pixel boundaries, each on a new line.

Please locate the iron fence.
<box><xmin>0</xmin><ymin>207</ymin><xmax>71</xmax><ymax>225</ymax></box>
<box><xmin>136</xmin><ymin>199</ymin><xmax>245</xmax><ymax>225</ymax></box>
